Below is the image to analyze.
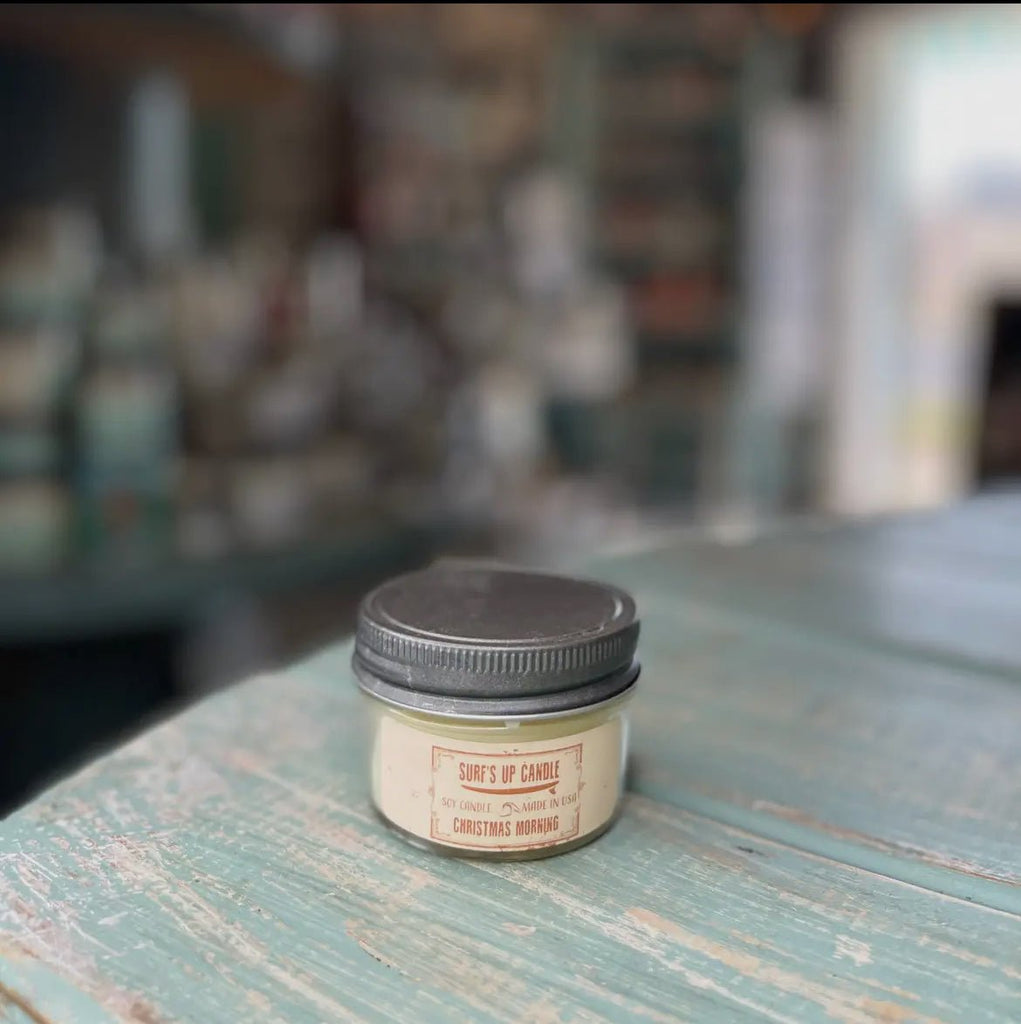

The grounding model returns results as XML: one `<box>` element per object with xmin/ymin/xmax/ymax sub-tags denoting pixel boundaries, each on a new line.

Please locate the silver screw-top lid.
<box><xmin>353</xmin><ymin>563</ymin><xmax>640</xmax><ymax>717</ymax></box>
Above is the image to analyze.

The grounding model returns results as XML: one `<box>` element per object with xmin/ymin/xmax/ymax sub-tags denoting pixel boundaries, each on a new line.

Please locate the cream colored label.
<box><xmin>375</xmin><ymin>715</ymin><xmax>623</xmax><ymax>851</ymax></box>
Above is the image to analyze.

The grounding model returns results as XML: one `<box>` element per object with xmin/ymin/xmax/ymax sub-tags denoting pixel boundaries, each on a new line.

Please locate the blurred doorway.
<box><xmin>978</xmin><ymin>302</ymin><xmax>1021</xmax><ymax>485</ymax></box>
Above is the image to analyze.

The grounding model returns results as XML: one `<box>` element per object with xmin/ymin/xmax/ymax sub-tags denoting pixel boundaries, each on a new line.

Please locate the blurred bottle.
<box><xmin>76</xmin><ymin>280</ymin><xmax>177</xmax><ymax>567</ymax></box>
<box><xmin>0</xmin><ymin>205</ymin><xmax>99</xmax><ymax>573</ymax></box>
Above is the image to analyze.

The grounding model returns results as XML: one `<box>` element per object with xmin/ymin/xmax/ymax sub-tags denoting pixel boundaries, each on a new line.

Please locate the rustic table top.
<box><xmin>3</xmin><ymin>495</ymin><xmax>1021</xmax><ymax>1022</ymax></box>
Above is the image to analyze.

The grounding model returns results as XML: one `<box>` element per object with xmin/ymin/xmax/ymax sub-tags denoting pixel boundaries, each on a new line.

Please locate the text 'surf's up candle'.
<box><xmin>354</xmin><ymin>563</ymin><xmax>639</xmax><ymax>859</ymax></box>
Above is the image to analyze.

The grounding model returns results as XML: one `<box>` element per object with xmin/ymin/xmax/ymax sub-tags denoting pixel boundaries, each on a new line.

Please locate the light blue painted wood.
<box><xmin>1</xmin><ymin>958</ymin><xmax>117</xmax><ymax>1024</ymax></box>
<box><xmin>628</xmin><ymin>596</ymin><xmax>1021</xmax><ymax>910</ymax></box>
<box><xmin>3</xmin><ymin>497</ymin><xmax>1021</xmax><ymax>1021</ymax></box>
<box><xmin>4</xmin><ymin>666</ymin><xmax>1021</xmax><ymax>1022</ymax></box>
<box><xmin>591</xmin><ymin>512</ymin><xmax>1021</xmax><ymax>677</ymax></box>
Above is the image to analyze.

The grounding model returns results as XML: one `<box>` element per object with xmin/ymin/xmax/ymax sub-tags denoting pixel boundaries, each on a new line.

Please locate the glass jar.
<box><xmin>353</xmin><ymin>563</ymin><xmax>639</xmax><ymax>860</ymax></box>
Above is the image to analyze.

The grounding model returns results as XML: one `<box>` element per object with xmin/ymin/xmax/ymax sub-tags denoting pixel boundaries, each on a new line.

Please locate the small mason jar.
<box><xmin>353</xmin><ymin>563</ymin><xmax>639</xmax><ymax>860</ymax></box>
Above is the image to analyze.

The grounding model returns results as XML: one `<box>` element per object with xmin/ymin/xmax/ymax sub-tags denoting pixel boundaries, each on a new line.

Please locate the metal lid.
<box><xmin>353</xmin><ymin>563</ymin><xmax>640</xmax><ymax>717</ymax></box>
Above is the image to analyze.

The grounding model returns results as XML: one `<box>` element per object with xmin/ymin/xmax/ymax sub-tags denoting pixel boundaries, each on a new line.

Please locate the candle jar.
<box><xmin>354</xmin><ymin>563</ymin><xmax>640</xmax><ymax>860</ymax></box>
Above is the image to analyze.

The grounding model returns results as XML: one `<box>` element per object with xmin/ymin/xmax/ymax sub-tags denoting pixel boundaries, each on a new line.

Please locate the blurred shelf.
<box><xmin>598</xmin><ymin>250</ymin><xmax>732</xmax><ymax>279</ymax></box>
<box><xmin>0</xmin><ymin>4</ymin><xmax>333</xmax><ymax>108</ymax></box>
<box><xmin>367</xmin><ymin>244</ymin><xmax>475</xmax><ymax>298</ymax></box>
<box><xmin>0</xmin><ymin>520</ymin><xmax>433</xmax><ymax>643</ymax></box>
<box><xmin>581</xmin><ymin>13</ymin><xmax>746</xmax><ymax>444</ymax></box>
<box><xmin>637</xmin><ymin>331</ymin><xmax>736</xmax><ymax>369</ymax></box>
<box><xmin>595</xmin><ymin>35</ymin><xmax>740</xmax><ymax>73</ymax></box>
<box><xmin>598</xmin><ymin>111</ymin><xmax>738</xmax><ymax>140</ymax></box>
<box><xmin>595</xmin><ymin>179</ymin><xmax>739</xmax><ymax>204</ymax></box>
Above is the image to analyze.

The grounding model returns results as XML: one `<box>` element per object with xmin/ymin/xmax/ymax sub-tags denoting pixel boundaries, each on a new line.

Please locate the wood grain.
<box><xmin>5</xmin><ymin>497</ymin><xmax>1021</xmax><ymax>1020</ymax></box>
<box><xmin>625</xmin><ymin>594</ymin><xmax>1021</xmax><ymax>908</ymax></box>
<box><xmin>591</xmin><ymin>508</ymin><xmax>1021</xmax><ymax>678</ymax></box>
<box><xmin>3</xmin><ymin>666</ymin><xmax>1021</xmax><ymax>1023</ymax></box>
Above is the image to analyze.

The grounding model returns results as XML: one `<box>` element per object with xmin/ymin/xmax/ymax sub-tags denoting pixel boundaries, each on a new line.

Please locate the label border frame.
<box><xmin>429</xmin><ymin>742</ymin><xmax>584</xmax><ymax>850</ymax></box>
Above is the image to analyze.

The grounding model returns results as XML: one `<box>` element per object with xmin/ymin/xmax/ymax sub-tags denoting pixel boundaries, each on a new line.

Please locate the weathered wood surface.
<box><xmin>592</xmin><ymin>494</ymin><xmax>1021</xmax><ymax>677</ymax></box>
<box><xmin>628</xmin><ymin>597</ymin><xmax>1021</xmax><ymax>908</ymax></box>
<box><xmin>4</xmin><ymin>496</ymin><xmax>1021</xmax><ymax>1021</ymax></box>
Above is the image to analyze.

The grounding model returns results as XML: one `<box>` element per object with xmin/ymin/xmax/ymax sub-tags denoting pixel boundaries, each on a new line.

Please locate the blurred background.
<box><xmin>1</xmin><ymin>3</ymin><xmax>1019</xmax><ymax>810</ymax></box>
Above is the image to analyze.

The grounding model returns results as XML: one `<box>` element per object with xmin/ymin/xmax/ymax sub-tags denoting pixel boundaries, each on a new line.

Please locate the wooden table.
<box><xmin>3</xmin><ymin>495</ymin><xmax>1021</xmax><ymax>1022</ymax></box>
